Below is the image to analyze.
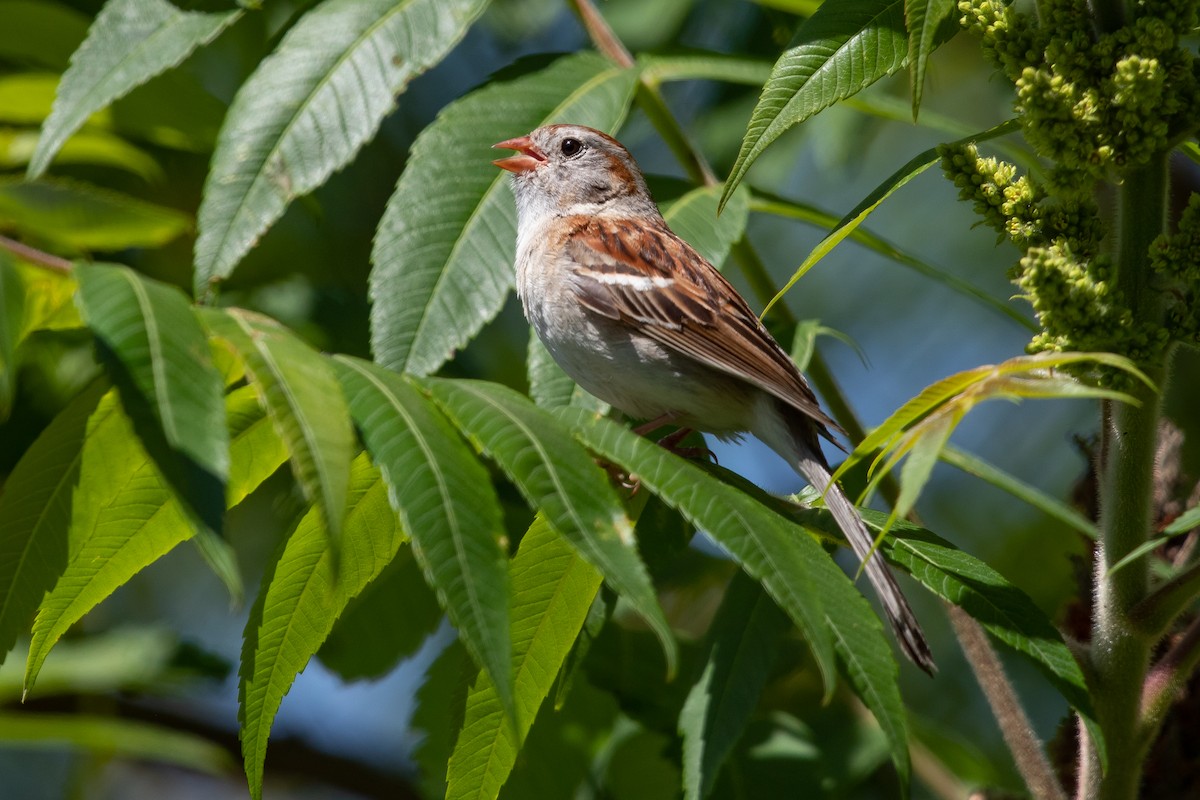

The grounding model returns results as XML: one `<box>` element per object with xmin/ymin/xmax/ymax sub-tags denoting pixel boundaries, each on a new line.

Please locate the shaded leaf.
<box><xmin>28</xmin><ymin>0</ymin><xmax>240</xmax><ymax>179</ymax></box>
<box><xmin>660</xmin><ymin>183</ymin><xmax>749</xmax><ymax>269</ymax></box>
<box><xmin>445</xmin><ymin>514</ymin><xmax>603</xmax><ymax>800</ymax></box>
<box><xmin>680</xmin><ymin>571</ymin><xmax>790</xmax><ymax>800</ymax></box>
<box><xmin>201</xmin><ymin>308</ymin><xmax>352</xmax><ymax>544</ymax></box>
<box><xmin>331</xmin><ymin>357</ymin><xmax>511</xmax><ymax>714</ymax></box>
<box><xmin>723</xmin><ymin>0</ymin><xmax>909</xmax><ymax>208</ymax></box>
<box><xmin>423</xmin><ymin>377</ymin><xmax>675</xmax><ymax>677</ymax></box>
<box><xmin>194</xmin><ymin>0</ymin><xmax>488</xmax><ymax>296</ymax></box>
<box><xmin>76</xmin><ymin>263</ymin><xmax>228</xmax><ymax>533</ymax></box>
<box><xmin>239</xmin><ymin>455</ymin><xmax>407</xmax><ymax>800</ymax></box>
<box><xmin>0</xmin><ymin>253</ymin><xmax>23</xmax><ymax>421</ymax></box>
<box><xmin>905</xmin><ymin>0</ymin><xmax>956</xmax><ymax>117</ymax></box>
<box><xmin>369</xmin><ymin>51</ymin><xmax>637</xmax><ymax>375</ymax></box>
<box><xmin>0</xmin><ymin>0</ymin><xmax>90</xmax><ymax>70</ymax></box>
<box><xmin>0</xmin><ymin>382</ymin><xmax>105</xmax><ymax>670</ymax></box>
<box><xmin>526</xmin><ymin>332</ymin><xmax>605</xmax><ymax>412</ymax></box>
<box><xmin>551</xmin><ymin>407</ymin><xmax>839</xmax><ymax>696</ymax></box>
<box><xmin>638</xmin><ymin>53</ymin><xmax>772</xmax><ymax>88</ymax></box>
<box><xmin>0</xmin><ymin>177</ymin><xmax>190</xmax><ymax>252</ymax></box>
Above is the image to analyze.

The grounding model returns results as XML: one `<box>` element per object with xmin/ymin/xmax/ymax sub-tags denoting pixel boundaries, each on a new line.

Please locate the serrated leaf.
<box><xmin>77</xmin><ymin>263</ymin><xmax>228</xmax><ymax>533</ymax></box>
<box><xmin>552</xmin><ymin>407</ymin><xmax>840</xmax><ymax>696</ymax></box>
<box><xmin>723</xmin><ymin>0</ymin><xmax>908</xmax><ymax>208</ymax></box>
<box><xmin>879</xmin><ymin>520</ymin><xmax>1094</xmax><ymax>724</ymax></box>
<box><xmin>27</xmin><ymin>0</ymin><xmax>240</xmax><ymax>180</ymax></box>
<box><xmin>423</xmin><ymin>378</ymin><xmax>676</xmax><ymax>677</ymax></box>
<box><xmin>193</xmin><ymin>0</ymin><xmax>488</xmax><ymax>296</ymax></box>
<box><xmin>905</xmin><ymin>0</ymin><xmax>956</xmax><ymax>118</ymax></box>
<box><xmin>0</xmin><ymin>382</ymin><xmax>105</xmax><ymax>670</ymax></box>
<box><xmin>680</xmin><ymin>572</ymin><xmax>790</xmax><ymax>800</ymax></box>
<box><xmin>369</xmin><ymin>51</ymin><xmax>638</xmax><ymax>375</ymax></box>
<box><xmin>239</xmin><ymin>454</ymin><xmax>407</xmax><ymax>800</ymax></box>
<box><xmin>660</xmin><ymin>183</ymin><xmax>749</xmax><ymax>270</ymax></box>
<box><xmin>330</xmin><ymin>356</ymin><xmax>511</xmax><ymax>716</ymax></box>
<box><xmin>445</xmin><ymin>514</ymin><xmax>603</xmax><ymax>800</ymax></box>
<box><xmin>0</xmin><ymin>177</ymin><xmax>190</xmax><ymax>252</ymax></box>
<box><xmin>201</xmin><ymin>308</ymin><xmax>352</xmax><ymax>544</ymax></box>
<box><xmin>761</xmin><ymin>118</ymin><xmax>1020</xmax><ymax>318</ymax></box>
<box><xmin>22</xmin><ymin>386</ymin><xmax>288</xmax><ymax>692</ymax></box>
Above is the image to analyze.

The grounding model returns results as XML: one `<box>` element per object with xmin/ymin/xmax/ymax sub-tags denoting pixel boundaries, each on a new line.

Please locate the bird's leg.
<box><xmin>633</xmin><ymin>414</ymin><xmax>717</xmax><ymax>464</ymax></box>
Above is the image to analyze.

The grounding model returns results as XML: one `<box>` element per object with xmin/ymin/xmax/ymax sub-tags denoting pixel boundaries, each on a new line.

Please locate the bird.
<box><xmin>493</xmin><ymin>123</ymin><xmax>935</xmax><ymax>674</ymax></box>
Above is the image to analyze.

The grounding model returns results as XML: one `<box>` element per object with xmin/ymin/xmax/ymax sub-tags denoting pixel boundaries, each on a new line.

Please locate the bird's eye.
<box><xmin>560</xmin><ymin>138</ymin><xmax>583</xmax><ymax>157</ymax></box>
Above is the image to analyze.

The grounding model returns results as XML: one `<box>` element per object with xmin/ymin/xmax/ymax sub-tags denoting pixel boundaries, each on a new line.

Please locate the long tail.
<box><xmin>787</xmin><ymin>423</ymin><xmax>936</xmax><ymax>675</ymax></box>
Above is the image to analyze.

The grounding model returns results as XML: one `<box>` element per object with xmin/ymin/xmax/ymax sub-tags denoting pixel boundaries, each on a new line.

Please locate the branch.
<box><xmin>948</xmin><ymin>604</ymin><xmax>1068</xmax><ymax>800</ymax></box>
<box><xmin>0</xmin><ymin>234</ymin><xmax>73</xmax><ymax>274</ymax></box>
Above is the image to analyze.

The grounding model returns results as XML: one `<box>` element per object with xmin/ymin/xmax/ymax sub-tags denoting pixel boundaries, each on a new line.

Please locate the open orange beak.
<box><xmin>493</xmin><ymin>136</ymin><xmax>546</xmax><ymax>174</ymax></box>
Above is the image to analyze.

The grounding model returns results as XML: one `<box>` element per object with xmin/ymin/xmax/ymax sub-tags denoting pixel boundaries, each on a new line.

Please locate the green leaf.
<box><xmin>27</xmin><ymin>0</ymin><xmax>240</xmax><ymax>180</ymax></box>
<box><xmin>1</xmin><ymin>127</ymin><xmax>162</xmax><ymax>181</ymax></box>
<box><xmin>0</xmin><ymin>1</ymin><xmax>89</xmax><ymax>70</ymax></box>
<box><xmin>905</xmin><ymin>0</ymin><xmax>956</xmax><ymax>118</ymax></box>
<box><xmin>1166</xmin><ymin>504</ymin><xmax>1200</xmax><ymax>535</ymax></box>
<box><xmin>660</xmin><ymin>183</ymin><xmax>749</xmax><ymax>270</ymax></box>
<box><xmin>0</xmin><ymin>713</ymin><xmax>235</xmax><ymax>774</ymax></box>
<box><xmin>201</xmin><ymin>308</ymin><xmax>352</xmax><ymax>544</ymax></box>
<box><xmin>939</xmin><ymin>443</ymin><xmax>1097</xmax><ymax>538</ymax></box>
<box><xmin>761</xmin><ymin>118</ymin><xmax>1021</xmax><ymax>318</ymax></box>
<box><xmin>526</xmin><ymin>331</ymin><xmax>606</xmax><ymax>412</ymax></box>
<box><xmin>330</xmin><ymin>357</ymin><xmax>511</xmax><ymax>714</ymax></box>
<box><xmin>77</xmin><ymin>264</ymin><xmax>229</xmax><ymax>533</ymax></box>
<box><xmin>0</xmin><ymin>382</ymin><xmax>105</xmax><ymax>670</ymax></box>
<box><xmin>552</xmin><ymin>407</ymin><xmax>840</xmax><ymax>696</ymax></box>
<box><xmin>193</xmin><ymin>0</ymin><xmax>489</xmax><ymax>297</ymax></box>
<box><xmin>369</xmin><ymin>51</ymin><xmax>638</xmax><ymax>375</ymax></box>
<box><xmin>749</xmin><ymin>190</ymin><xmax>1035</xmax><ymax>330</ymax></box>
<box><xmin>722</xmin><ymin>0</ymin><xmax>908</xmax><ymax>208</ymax></box>
<box><xmin>423</xmin><ymin>378</ymin><xmax>676</xmax><ymax>677</ymax></box>
<box><xmin>239</xmin><ymin>455</ymin><xmax>407</xmax><ymax>800</ymax></box>
<box><xmin>638</xmin><ymin>53</ymin><xmax>773</xmax><ymax>88</ymax></box>
<box><xmin>680</xmin><ymin>571</ymin><xmax>790</xmax><ymax>800</ymax></box>
<box><xmin>22</xmin><ymin>385</ymin><xmax>288</xmax><ymax>692</ymax></box>
<box><xmin>0</xmin><ymin>73</ymin><xmax>67</xmax><ymax>125</ymax></box>
<box><xmin>445</xmin><ymin>514</ymin><xmax>603</xmax><ymax>800</ymax></box>
<box><xmin>880</xmin><ymin>520</ymin><xmax>1095</xmax><ymax>726</ymax></box>
<box><xmin>0</xmin><ymin>177</ymin><xmax>190</xmax><ymax>252</ymax></box>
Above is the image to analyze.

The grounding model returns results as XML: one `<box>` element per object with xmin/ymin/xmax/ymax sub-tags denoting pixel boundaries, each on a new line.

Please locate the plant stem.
<box><xmin>0</xmin><ymin>234</ymin><xmax>73</xmax><ymax>274</ymax></box>
<box><xmin>1084</xmin><ymin>153</ymin><xmax>1168</xmax><ymax>799</ymax></box>
<box><xmin>948</xmin><ymin>604</ymin><xmax>1067</xmax><ymax>800</ymax></box>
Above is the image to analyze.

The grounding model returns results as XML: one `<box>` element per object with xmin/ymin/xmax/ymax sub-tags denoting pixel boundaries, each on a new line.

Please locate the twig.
<box><xmin>0</xmin><ymin>234</ymin><xmax>73</xmax><ymax>274</ymax></box>
<box><xmin>948</xmin><ymin>604</ymin><xmax>1068</xmax><ymax>800</ymax></box>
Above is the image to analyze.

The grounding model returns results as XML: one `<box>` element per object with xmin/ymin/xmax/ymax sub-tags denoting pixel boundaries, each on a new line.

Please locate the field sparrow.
<box><xmin>494</xmin><ymin>124</ymin><xmax>934</xmax><ymax>674</ymax></box>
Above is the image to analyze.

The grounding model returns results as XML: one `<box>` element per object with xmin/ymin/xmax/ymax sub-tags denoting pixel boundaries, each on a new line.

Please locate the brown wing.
<box><xmin>558</xmin><ymin>215</ymin><xmax>844</xmax><ymax>439</ymax></box>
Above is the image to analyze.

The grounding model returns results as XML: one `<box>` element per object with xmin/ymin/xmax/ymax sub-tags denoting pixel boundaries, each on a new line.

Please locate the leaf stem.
<box><xmin>1129</xmin><ymin>558</ymin><xmax>1200</xmax><ymax>637</ymax></box>
<box><xmin>0</xmin><ymin>234</ymin><xmax>73</xmax><ymax>274</ymax></box>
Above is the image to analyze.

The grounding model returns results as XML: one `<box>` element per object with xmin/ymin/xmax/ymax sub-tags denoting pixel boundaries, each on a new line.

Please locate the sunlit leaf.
<box><xmin>445</xmin><ymin>514</ymin><xmax>603</xmax><ymax>800</ymax></box>
<box><xmin>201</xmin><ymin>308</ymin><xmax>352</xmax><ymax>544</ymax></box>
<box><xmin>22</xmin><ymin>386</ymin><xmax>288</xmax><ymax>693</ymax></box>
<box><xmin>240</xmin><ymin>455</ymin><xmax>406</xmax><ymax>800</ymax></box>
<box><xmin>1</xmin><ymin>128</ymin><xmax>162</xmax><ymax>181</ymax></box>
<box><xmin>423</xmin><ymin>378</ymin><xmax>676</xmax><ymax>677</ymax></box>
<box><xmin>194</xmin><ymin>0</ymin><xmax>489</xmax><ymax>296</ymax></box>
<box><xmin>28</xmin><ymin>0</ymin><xmax>240</xmax><ymax>179</ymax></box>
<box><xmin>77</xmin><ymin>264</ymin><xmax>228</xmax><ymax>533</ymax></box>
<box><xmin>0</xmin><ymin>177</ymin><xmax>190</xmax><ymax>252</ymax></box>
<box><xmin>331</xmin><ymin>357</ymin><xmax>511</xmax><ymax>715</ymax></box>
<box><xmin>552</xmin><ymin>407</ymin><xmax>840</xmax><ymax>695</ymax></box>
<box><xmin>723</xmin><ymin>0</ymin><xmax>909</xmax><ymax>208</ymax></box>
<box><xmin>369</xmin><ymin>51</ymin><xmax>638</xmax><ymax>375</ymax></box>
<box><xmin>760</xmin><ymin>119</ymin><xmax>1020</xmax><ymax>317</ymax></box>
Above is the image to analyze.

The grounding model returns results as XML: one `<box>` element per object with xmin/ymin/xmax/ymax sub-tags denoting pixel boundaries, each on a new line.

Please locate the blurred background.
<box><xmin>2</xmin><ymin>0</ymin><xmax>1198</xmax><ymax>797</ymax></box>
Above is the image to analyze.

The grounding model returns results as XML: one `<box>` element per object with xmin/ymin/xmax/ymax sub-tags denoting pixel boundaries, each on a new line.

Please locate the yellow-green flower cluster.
<box><xmin>1151</xmin><ymin>192</ymin><xmax>1200</xmax><ymax>342</ymax></box>
<box><xmin>961</xmin><ymin>0</ymin><xmax>1199</xmax><ymax>177</ymax></box>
